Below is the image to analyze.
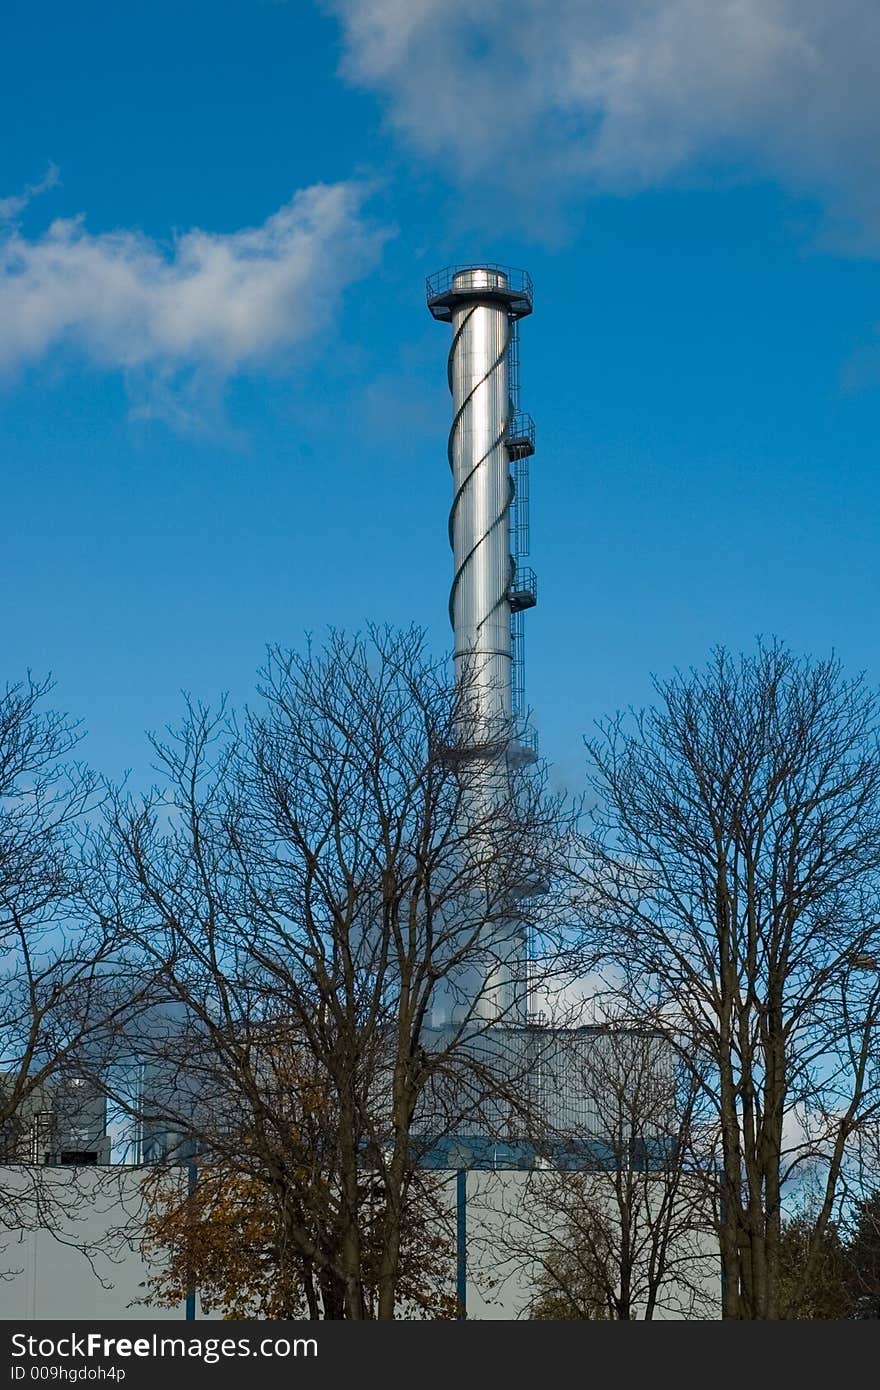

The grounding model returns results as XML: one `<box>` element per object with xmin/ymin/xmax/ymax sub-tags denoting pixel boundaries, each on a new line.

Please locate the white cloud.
<box><xmin>0</xmin><ymin>182</ymin><xmax>389</xmax><ymax>380</ymax></box>
<box><xmin>0</xmin><ymin>165</ymin><xmax>60</xmax><ymax>224</ymax></box>
<box><xmin>327</xmin><ymin>1</ymin><xmax>880</xmax><ymax>239</ymax></box>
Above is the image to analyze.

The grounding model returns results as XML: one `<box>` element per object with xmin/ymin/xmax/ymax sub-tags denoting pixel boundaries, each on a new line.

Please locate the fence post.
<box><xmin>456</xmin><ymin>1168</ymin><xmax>467</xmax><ymax>1319</ymax></box>
<box><xmin>185</xmin><ymin>1160</ymin><xmax>198</xmax><ymax>1320</ymax></box>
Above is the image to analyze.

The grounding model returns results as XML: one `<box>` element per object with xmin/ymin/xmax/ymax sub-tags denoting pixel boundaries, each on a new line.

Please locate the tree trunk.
<box><xmin>337</xmin><ymin>1103</ymin><xmax>365</xmax><ymax>1320</ymax></box>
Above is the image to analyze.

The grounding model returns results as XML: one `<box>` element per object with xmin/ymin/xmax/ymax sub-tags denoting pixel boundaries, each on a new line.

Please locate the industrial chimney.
<box><xmin>426</xmin><ymin>265</ymin><xmax>538</xmax><ymax>1024</ymax></box>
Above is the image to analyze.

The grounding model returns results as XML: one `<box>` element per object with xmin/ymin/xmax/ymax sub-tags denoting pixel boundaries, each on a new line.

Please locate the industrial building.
<box><xmin>0</xmin><ymin>1073</ymin><xmax>110</xmax><ymax>1168</ymax></box>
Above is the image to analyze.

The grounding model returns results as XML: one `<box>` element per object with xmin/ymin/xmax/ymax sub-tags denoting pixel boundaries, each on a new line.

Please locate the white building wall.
<box><xmin>0</xmin><ymin>1165</ymin><xmax>720</xmax><ymax>1321</ymax></box>
<box><xmin>461</xmin><ymin>1170</ymin><xmax>721</xmax><ymax>1320</ymax></box>
<box><xmin>0</xmin><ymin>1166</ymin><xmax>213</xmax><ymax>1321</ymax></box>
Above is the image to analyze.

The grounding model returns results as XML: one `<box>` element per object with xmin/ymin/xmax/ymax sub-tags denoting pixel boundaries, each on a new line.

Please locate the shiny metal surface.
<box><xmin>427</xmin><ymin>265</ymin><xmax>537</xmax><ymax>1027</ymax></box>
<box><xmin>448</xmin><ymin>270</ymin><xmax>513</xmax><ymax>740</ymax></box>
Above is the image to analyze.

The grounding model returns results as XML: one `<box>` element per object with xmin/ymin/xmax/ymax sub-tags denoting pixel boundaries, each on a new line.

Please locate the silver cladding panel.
<box><xmin>415</xmin><ymin>1026</ymin><xmax>678</xmax><ymax>1147</ymax></box>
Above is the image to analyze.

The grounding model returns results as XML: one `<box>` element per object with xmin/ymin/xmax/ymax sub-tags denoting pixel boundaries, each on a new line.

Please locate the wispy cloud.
<box><xmin>0</xmin><ymin>182</ymin><xmax>389</xmax><ymax>392</ymax></box>
<box><xmin>0</xmin><ymin>164</ymin><xmax>60</xmax><ymax>223</ymax></box>
<box><xmin>327</xmin><ymin>1</ymin><xmax>880</xmax><ymax>241</ymax></box>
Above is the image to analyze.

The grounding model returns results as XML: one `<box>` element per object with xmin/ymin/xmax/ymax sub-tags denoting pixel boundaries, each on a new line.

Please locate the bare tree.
<box><xmin>584</xmin><ymin>642</ymin><xmax>880</xmax><ymax>1318</ymax></box>
<box><xmin>89</xmin><ymin>627</ymin><xmax>578</xmax><ymax>1318</ymax></box>
<box><xmin>0</xmin><ymin>676</ymin><xmax>135</xmax><ymax>1260</ymax></box>
<box><xmin>489</xmin><ymin>1021</ymin><xmax>718</xmax><ymax>1319</ymax></box>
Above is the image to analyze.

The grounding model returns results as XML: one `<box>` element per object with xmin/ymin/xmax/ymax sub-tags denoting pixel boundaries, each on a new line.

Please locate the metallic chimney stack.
<box><xmin>427</xmin><ymin>266</ymin><xmax>535</xmax><ymax>743</ymax></box>
<box><xmin>427</xmin><ymin>265</ymin><xmax>537</xmax><ymax>1024</ymax></box>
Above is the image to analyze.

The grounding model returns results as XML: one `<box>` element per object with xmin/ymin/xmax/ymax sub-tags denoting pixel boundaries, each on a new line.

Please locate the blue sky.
<box><xmin>3</xmin><ymin>0</ymin><xmax>880</xmax><ymax>792</ymax></box>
